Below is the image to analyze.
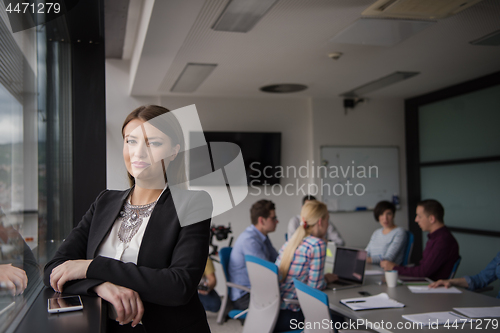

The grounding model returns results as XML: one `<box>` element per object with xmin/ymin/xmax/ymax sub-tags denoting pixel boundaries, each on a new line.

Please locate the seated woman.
<box><xmin>43</xmin><ymin>105</ymin><xmax>213</xmax><ymax>332</ymax></box>
<box><xmin>274</xmin><ymin>200</ymin><xmax>337</xmax><ymax>332</ymax></box>
<box><xmin>429</xmin><ymin>251</ymin><xmax>500</xmax><ymax>298</ymax></box>
<box><xmin>365</xmin><ymin>201</ymin><xmax>407</xmax><ymax>265</ymax></box>
<box><xmin>198</xmin><ymin>257</ymin><xmax>221</xmax><ymax>312</ymax></box>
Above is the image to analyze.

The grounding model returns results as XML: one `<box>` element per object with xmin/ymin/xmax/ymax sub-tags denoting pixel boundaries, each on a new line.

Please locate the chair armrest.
<box><xmin>226</xmin><ymin>282</ymin><xmax>251</xmax><ymax>293</ymax></box>
<box><xmin>233</xmin><ymin>309</ymin><xmax>249</xmax><ymax>319</ymax></box>
<box><xmin>283</xmin><ymin>298</ymin><xmax>300</xmax><ymax>305</ymax></box>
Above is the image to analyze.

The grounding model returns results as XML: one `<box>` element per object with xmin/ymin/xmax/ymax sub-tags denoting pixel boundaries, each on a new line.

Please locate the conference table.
<box><xmin>324</xmin><ymin>265</ymin><xmax>500</xmax><ymax>333</ymax></box>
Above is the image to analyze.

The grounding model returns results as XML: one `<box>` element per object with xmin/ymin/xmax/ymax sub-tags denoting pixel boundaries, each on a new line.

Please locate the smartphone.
<box><xmin>48</xmin><ymin>295</ymin><xmax>83</xmax><ymax>314</ymax></box>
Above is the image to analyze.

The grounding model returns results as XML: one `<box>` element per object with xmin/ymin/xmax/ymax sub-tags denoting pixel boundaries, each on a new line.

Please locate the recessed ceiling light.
<box><xmin>212</xmin><ymin>0</ymin><xmax>279</xmax><ymax>33</ymax></box>
<box><xmin>362</xmin><ymin>0</ymin><xmax>484</xmax><ymax>20</ymax></box>
<box><xmin>260</xmin><ymin>84</ymin><xmax>308</xmax><ymax>93</ymax></box>
<box><xmin>330</xmin><ymin>18</ymin><xmax>434</xmax><ymax>46</ymax></box>
<box><xmin>171</xmin><ymin>63</ymin><xmax>217</xmax><ymax>93</ymax></box>
<box><xmin>328</xmin><ymin>52</ymin><xmax>343</xmax><ymax>60</ymax></box>
<box><xmin>340</xmin><ymin>71</ymin><xmax>419</xmax><ymax>97</ymax></box>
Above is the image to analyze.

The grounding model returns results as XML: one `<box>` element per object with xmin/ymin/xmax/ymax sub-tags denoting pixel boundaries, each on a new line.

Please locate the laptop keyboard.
<box><xmin>333</xmin><ymin>280</ymin><xmax>350</xmax><ymax>286</ymax></box>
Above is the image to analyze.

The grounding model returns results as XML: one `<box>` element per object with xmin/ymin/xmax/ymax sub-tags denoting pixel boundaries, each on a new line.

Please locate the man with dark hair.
<box><xmin>381</xmin><ymin>199</ymin><xmax>459</xmax><ymax>281</ymax></box>
<box><xmin>287</xmin><ymin>195</ymin><xmax>344</xmax><ymax>246</ymax></box>
<box><xmin>228</xmin><ymin>200</ymin><xmax>279</xmax><ymax>310</ymax></box>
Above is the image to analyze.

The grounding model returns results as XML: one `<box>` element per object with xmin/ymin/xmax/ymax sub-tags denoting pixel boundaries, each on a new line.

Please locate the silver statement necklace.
<box><xmin>117</xmin><ymin>198</ymin><xmax>158</xmax><ymax>243</ymax></box>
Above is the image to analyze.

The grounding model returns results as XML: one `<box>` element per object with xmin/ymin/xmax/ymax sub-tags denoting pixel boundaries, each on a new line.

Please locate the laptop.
<box><xmin>328</xmin><ymin>247</ymin><xmax>367</xmax><ymax>291</ymax></box>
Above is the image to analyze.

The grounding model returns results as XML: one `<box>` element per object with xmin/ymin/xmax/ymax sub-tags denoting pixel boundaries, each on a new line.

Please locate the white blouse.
<box><xmin>96</xmin><ymin>186</ymin><xmax>167</xmax><ymax>264</ymax></box>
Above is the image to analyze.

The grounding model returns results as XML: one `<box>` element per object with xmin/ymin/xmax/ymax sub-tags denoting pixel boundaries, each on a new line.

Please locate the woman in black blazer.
<box><xmin>44</xmin><ymin>105</ymin><xmax>213</xmax><ymax>332</ymax></box>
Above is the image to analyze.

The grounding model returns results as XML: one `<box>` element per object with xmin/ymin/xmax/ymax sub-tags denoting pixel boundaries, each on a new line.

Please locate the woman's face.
<box><xmin>123</xmin><ymin>118</ymin><xmax>180</xmax><ymax>187</ymax></box>
<box><xmin>378</xmin><ymin>209</ymin><xmax>395</xmax><ymax>228</ymax></box>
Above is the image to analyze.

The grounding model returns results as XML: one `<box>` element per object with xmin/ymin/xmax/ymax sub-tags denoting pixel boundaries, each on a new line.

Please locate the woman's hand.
<box><xmin>324</xmin><ymin>273</ymin><xmax>338</xmax><ymax>284</ymax></box>
<box><xmin>50</xmin><ymin>260</ymin><xmax>92</xmax><ymax>293</ymax></box>
<box><xmin>0</xmin><ymin>264</ymin><xmax>28</xmax><ymax>296</ymax></box>
<box><xmin>94</xmin><ymin>282</ymin><xmax>144</xmax><ymax>327</ymax></box>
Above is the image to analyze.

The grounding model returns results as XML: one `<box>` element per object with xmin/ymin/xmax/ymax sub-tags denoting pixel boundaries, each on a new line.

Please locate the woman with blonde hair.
<box><xmin>274</xmin><ymin>200</ymin><xmax>338</xmax><ymax>332</ymax></box>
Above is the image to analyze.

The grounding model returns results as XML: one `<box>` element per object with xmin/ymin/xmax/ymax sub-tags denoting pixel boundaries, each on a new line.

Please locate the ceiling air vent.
<box><xmin>362</xmin><ymin>0</ymin><xmax>484</xmax><ymax>20</ymax></box>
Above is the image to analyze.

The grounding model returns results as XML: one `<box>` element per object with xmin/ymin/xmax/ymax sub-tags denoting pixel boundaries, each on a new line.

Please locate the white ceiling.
<box><xmin>125</xmin><ymin>0</ymin><xmax>500</xmax><ymax>99</ymax></box>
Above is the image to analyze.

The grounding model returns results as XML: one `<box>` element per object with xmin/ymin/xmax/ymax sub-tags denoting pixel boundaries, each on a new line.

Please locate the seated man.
<box><xmin>380</xmin><ymin>199</ymin><xmax>459</xmax><ymax>281</ymax></box>
<box><xmin>287</xmin><ymin>195</ymin><xmax>344</xmax><ymax>246</ymax></box>
<box><xmin>228</xmin><ymin>200</ymin><xmax>279</xmax><ymax>310</ymax></box>
<box><xmin>429</xmin><ymin>251</ymin><xmax>500</xmax><ymax>298</ymax></box>
<box><xmin>198</xmin><ymin>257</ymin><xmax>221</xmax><ymax>312</ymax></box>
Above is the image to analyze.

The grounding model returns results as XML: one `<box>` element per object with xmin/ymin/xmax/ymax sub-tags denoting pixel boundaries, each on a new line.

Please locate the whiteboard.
<box><xmin>320</xmin><ymin>146</ymin><xmax>400</xmax><ymax>212</ymax></box>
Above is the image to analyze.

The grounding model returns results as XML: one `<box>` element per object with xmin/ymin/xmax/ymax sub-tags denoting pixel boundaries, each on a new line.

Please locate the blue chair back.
<box><xmin>219</xmin><ymin>247</ymin><xmax>232</xmax><ymax>280</ymax></box>
<box><xmin>293</xmin><ymin>278</ymin><xmax>333</xmax><ymax>333</ymax></box>
<box><xmin>242</xmin><ymin>255</ymin><xmax>281</xmax><ymax>333</ymax></box>
<box><xmin>293</xmin><ymin>278</ymin><xmax>328</xmax><ymax>306</ymax></box>
<box><xmin>217</xmin><ymin>247</ymin><xmax>245</xmax><ymax>324</ymax></box>
<box><xmin>449</xmin><ymin>256</ymin><xmax>462</xmax><ymax>279</ymax></box>
<box><xmin>403</xmin><ymin>231</ymin><xmax>414</xmax><ymax>266</ymax></box>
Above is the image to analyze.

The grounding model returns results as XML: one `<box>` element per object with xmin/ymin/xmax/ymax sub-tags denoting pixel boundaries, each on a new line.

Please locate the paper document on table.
<box><xmin>340</xmin><ymin>293</ymin><xmax>404</xmax><ymax>311</ymax></box>
<box><xmin>408</xmin><ymin>286</ymin><xmax>462</xmax><ymax>294</ymax></box>
<box><xmin>364</xmin><ymin>269</ymin><xmax>383</xmax><ymax>276</ymax></box>
<box><xmin>402</xmin><ymin>311</ymin><xmax>474</xmax><ymax>326</ymax></box>
<box><xmin>453</xmin><ymin>306</ymin><xmax>500</xmax><ymax>318</ymax></box>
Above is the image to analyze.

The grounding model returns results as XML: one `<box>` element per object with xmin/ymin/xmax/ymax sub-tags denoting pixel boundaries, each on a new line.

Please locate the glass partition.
<box><xmin>414</xmin><ymin>75</ymin><xmax>500</xmax><ymax>295</ymax></box>
<box><xmin>421</xmin><ymin>161</ymin><xmax>500</xmax><ymax>232</ymax></box>
<box><xmin>0</xmin><ymin>3</ymin><xmax>72</xmax><ymax>331</ymax></box>
<box><xmin>419</xmin><ymin>84</ymin><xmax>500</xmax><ymax>163</ymax></box>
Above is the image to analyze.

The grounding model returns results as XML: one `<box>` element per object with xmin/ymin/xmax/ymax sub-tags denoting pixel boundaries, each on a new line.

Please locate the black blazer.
<box><xmin>44</xmin><ymin>187</ymin><xmax>213</xmax><ymax>332</ymax></box>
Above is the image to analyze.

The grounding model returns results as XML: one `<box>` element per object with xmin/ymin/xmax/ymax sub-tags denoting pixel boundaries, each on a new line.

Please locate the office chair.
<box><xmin>294</xmin><ymin>279</ymin><xmax>371</xmax><ymax>333</ymax></box>
<box><xmin>402</xmin><ymin>231</ymin><xmax>414</xmax><ymax>266</ymax></box>
<box><xmin>216</xmin><ymin>247</ymin><xmax>251</xmax><ymax>324</ymax></box>
<box><xmin>293</xmin><ymin>278</ymin><xmax>334</xmax><ymax>333</ymax></box>
<box><xmin>449</xmin><ymin>256</ymin><xmax>462</xmax><ymax>279</ymax></box>
<box><xmin>244</xmin><ymin>255</ymin><xmax>300</xmax><ymax>333</ymax></box>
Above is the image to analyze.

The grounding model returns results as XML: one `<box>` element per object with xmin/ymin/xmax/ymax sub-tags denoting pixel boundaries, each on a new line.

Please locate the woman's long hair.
<box><xmin>122</xmin><ymin>105</ymin><xmax>187</xmax><ymax>188</ymax></box>
<box><xmin>278</xmin><ymin>200</ymin><xmax>328</xmax><ymax>282</ymax></box>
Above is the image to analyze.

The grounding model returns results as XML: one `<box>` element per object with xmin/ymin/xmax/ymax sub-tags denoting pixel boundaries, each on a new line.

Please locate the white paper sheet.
<box><xmin>365</xmin><ymin>269</ymin><xmax>384</xmax><ymax>276</ymax></box>
<box><xmin>408</xmin><ymin>286</ymin><xmax>462</xmax><ymax>294</ymax></box>
<box><xmin>402</xmin><ymin>311</ymin><xmax>473</xmax><ymax>326</ymax></box>
<box><xmin>340</xmin><ymin>292</ymin><xmax>404</xmax><ymax>311</ymax></box>
<box><xmin>454</xmin><ymin>306</ymin><xmax>500</xmax><ymax>318</ymax></box>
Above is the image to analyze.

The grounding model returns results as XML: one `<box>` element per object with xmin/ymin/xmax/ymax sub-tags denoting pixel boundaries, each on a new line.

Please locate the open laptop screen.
<box><xmin>333</xmin><ymin>247</ymin><xmax>367</xmax><ymax>283</ymax></box>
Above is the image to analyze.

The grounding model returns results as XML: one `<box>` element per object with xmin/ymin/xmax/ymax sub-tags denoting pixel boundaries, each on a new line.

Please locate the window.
<box><xmin>0</xmin><ymin>4</ymin><xmax>73</xmax><ymax>330</ymax></box>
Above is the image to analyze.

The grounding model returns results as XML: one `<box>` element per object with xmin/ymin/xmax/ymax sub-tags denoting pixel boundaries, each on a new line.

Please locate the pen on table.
<box><xmin>345</xmin><ymin>300</ymin><xmax>366</xmax><ymax>303</ymax></box>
